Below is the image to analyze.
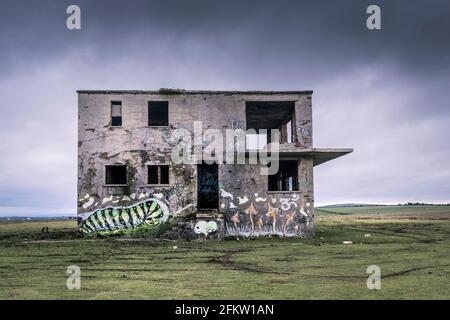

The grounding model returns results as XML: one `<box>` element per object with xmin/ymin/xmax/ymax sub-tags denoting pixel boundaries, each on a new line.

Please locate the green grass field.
<box><xmin>315</xmin><ymin>205</ymin><xmax>450</xmax><ymax>218</ymax></box>
<box><xmin>0</xmin><ymin>206</ymin><xmax>449</xmax><ymax>300</ymax></box>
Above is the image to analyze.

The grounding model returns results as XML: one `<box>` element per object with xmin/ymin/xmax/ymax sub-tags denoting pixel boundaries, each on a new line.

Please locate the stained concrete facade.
<box><xmin>77</xmin><ymin>89</ymin><xmax>352</xmax><ymax>239</ymax></box>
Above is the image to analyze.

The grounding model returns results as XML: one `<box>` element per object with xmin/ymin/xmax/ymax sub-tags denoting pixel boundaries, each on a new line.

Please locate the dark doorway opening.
<box><xmin>197</xmin><ymin>162</ymin><xmax>219</xmax><ymax>209</ymax></box>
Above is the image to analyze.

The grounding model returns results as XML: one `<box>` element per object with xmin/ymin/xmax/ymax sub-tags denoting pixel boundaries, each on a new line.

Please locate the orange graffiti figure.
<box><xmin>256</xmin><ymin>217</ymin><xmax>264</xmax><ymax>237</ymax></box>
<box><xmin>244</xmin><ymin>203</ymin><xmax>257</xmax><ymax>237</ymax></box>
<box><xmin>230</xmin><ymin>212</ymin><xmax>240</xmax><ymax>238</ymax></box>
<box><xmin>283</xmin><ymin>211</ymin><xmax>295</xmax><ymax>236</ymax></box>
<box><xmin>265</xmin><ymin>204</ymin><xmax>278</xmax><ymax>236</ymax></box>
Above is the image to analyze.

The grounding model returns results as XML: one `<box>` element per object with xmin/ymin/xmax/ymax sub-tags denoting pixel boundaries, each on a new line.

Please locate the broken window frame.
<box><xmin>147</xmin><ymin>164</ymin><xmax>170</xmax><ymax>185</ymax></box>
<box><xmin>148</xmin><ymin>101</ymin><xmax>169</xmax><ymax>127</ymax></box>
<box><xmin>245</xmin><ymin>101</ymin><xmax>296</xmax><ymax>145</ymax></box>
<box><xmin>268</xmin><ymin>160</ymin><xmax>299</xmax><ymax>192</ymax></box>
<box><xmin>104</xmin><ymin>164</ymin><xmax>127</xmax><ymax>186</ymax></box>
<box><xmin>110</xmin><ymin>101</ymin><xmax>123</xmax><ymax>127</ymax></box>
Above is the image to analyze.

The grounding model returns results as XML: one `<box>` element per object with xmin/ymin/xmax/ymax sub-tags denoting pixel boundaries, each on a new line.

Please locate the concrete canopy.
<box><xmin>276</xmin><ymin>148</ymin><xmax>354</xmax><ymax>166</ymax></box>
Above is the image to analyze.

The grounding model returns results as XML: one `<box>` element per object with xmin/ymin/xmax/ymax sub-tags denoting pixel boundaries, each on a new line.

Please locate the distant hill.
<box><xmin>317</xmin><ymin>203</ymin><xmax>383</xmax><ymax>208</ymax></box>
<box><xmin>0</xmin><ymin>216</ymin><xmax>76</xmax><ymax>221</ymax></box>
<box><xmin>318</xmin><ymin>203</ymin><xmax>450</xmax><ymax>208</ymax></box>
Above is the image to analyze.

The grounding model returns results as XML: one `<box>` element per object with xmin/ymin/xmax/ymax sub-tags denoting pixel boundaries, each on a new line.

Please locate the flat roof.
<box><xmin>77</xmin><ymin>89</ymin><xmax>313</xmax><ymax>95</ymax></box>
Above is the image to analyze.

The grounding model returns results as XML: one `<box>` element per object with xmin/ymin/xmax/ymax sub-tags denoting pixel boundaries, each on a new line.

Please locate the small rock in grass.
<box><xmin>364</xmin><ymin>234</ymin><xmax>371</xmax><ymax>238</ymax></box>
<box><xmin>172</xmin><ymin>246</ymin><xmax>178</xmax><ymax>250</ymax></box>
<box><xmin>342</xmin><ymin>241</ymin><xmax>353</xmax><ymax>245</ymax></box>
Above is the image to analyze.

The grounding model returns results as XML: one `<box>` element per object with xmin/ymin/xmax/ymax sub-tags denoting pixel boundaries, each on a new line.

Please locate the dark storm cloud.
<box><xmin>2</xmin><ymin>0</ymin><xmax>450</xmax><ymax>77</ymax></box>
<box><xmin>0</xmin><ymin>0</ymin><xmax>449</xmax><ymax>214</ymax></box>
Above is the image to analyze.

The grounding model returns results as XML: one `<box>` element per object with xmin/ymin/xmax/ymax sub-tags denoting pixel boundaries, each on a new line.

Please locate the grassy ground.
<box><xmin>0</xmin><ymin>206</ymin><xmax>449</xmax><ymax>299</ymax></box>
<box><xmin>315</xmin><ymin>205</ymin><xmax>450</xmax><ymax>219</ymax></box>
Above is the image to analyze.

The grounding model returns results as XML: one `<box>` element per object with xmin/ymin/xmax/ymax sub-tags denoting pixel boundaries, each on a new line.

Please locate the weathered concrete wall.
<box><xmin>77</xmin><ymin>91</ymin><xmax>314</xmax><ymax>239</ymax></box>
<box><xmin>219</xmin><ymin>160</ymin><xmax>314</xmax><ymax>238</ymax></box>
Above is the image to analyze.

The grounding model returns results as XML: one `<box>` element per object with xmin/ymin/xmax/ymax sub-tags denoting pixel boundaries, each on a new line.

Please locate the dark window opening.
<box><xmin>245</xmin><ymin>101</ymin><xmax>295</xmax><ymax>146</ymax></box>
<box><xmin>111</xmin><ymin>101</ymin><xmax>122</xmax><ymax>126</ymax></box>
<box><xmin>105</xmin><ymin>165</ymin><xmax>127</xmax><ymax>185</ymax></box>
<box><xmin>268</xmin><ymin>160</ymin><xmax>299</xmax><ymax>191</ymax></box>
<box><xmin>197</xmin><ymin>162</ymin><xmax>219</xmax><ymax>209</ymax></box>
<box><xmin>148</xmin><ymin>165</ymin><xmax>170</xmax><ymax>185</ymax></box>
<box><xmin>160</xmin><ymin>166</ymin><xmax>169</xmax><ymax>184</ymax></box>
<box><xmin>148</xmin><ymin>166</ymin><xmax>158</xmax><ymax>184</ymax></box>
<box><xmin>148</xmin><ymin>101</ymin><xmax>169</xmax><ymax>126</ymax></box>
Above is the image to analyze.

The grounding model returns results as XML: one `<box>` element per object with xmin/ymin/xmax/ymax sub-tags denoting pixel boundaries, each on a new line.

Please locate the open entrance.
<box><xmin>197</xmin><ymin>162</ymin><xmax>219</xmax><ymax>209</ymax></box>
<box><xmin>245</xmin><ymin>101</ymin><xmax>295</xmax><ymax>148</ymax></box>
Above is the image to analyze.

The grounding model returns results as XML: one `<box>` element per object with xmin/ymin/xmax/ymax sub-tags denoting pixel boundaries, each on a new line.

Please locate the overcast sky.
<box><xmin>0</xmin><ymin>0</ymin><xmax>449</xmax><ymax>215</ymax></box>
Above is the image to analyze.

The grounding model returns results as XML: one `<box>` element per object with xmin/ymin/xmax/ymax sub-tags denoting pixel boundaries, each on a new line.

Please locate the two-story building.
<box><xmin>77</xmin><ymin>89</ymin><xmax>352</xmax><ymax>239</ymax></box>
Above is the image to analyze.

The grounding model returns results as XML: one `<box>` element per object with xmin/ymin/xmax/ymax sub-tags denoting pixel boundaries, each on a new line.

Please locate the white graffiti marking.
<box><xmin>237</xmin><ymin>196</ymin><xmax>249</xmax><ymax>205</ymax></box>
<box><xmin>101</xmin><ymin>195</ymin><xmax>113</xmax><ymax>205</ymax></box>
<box><xmin>220</xmin><ymin>189</ymin><xmax>234</xmax><ymax>200</ymax></box>
<box><xmin>255</xmin><ymin>197</ymin><xmax>267</xmax><ymax>202</ymax></box>
<box><xmin>82</xmin><ymin>197</ymin><xmax>94</xmax><ymax>209</ymax></box>
<box><xmin>194</xmin><ymin>221</ymin><xmax>218</xmax><ymax>236</ymax></box>
<box><xmin>280</xmin><ymin>198</ymin><xmax>298</xmax><ymax>211</ymax></box>
<box><xmin>299</xmin><ymin>206</ymin><xmax>308</xmax><ymax>217</ymax></box>
<box><xmin>138</xmin><ymin>192</ymin><xmax>147</xmax><ymax>200</ymax></box>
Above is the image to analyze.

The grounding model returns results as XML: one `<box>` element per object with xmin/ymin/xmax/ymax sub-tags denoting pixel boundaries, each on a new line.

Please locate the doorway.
<box><xmin>197</xmin><ymin>162</ymin><xmax>219</xmax><ymax>209</ymax></box>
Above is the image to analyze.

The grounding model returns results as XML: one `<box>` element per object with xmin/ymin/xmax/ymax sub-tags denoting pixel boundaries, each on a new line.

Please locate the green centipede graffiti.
<box><xmin>79</xmin><ymin>198</ymin><xmax>169</xmax><ymax>234</ymax></box>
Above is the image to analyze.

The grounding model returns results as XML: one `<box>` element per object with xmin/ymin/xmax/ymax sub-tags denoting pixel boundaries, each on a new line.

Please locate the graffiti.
<box><xmin>81</xmin><ymin>196</ymin><xmax>94</xmax><ymax>209</ymax></box>
<box><xmin>266</xmin><ymin>204</ymin><xmax>278</xmax><ymax>235</ymax></box>
<box><xmin>282</xmin><ymin>212</ymin><xmax>295</xmax><ymax>236</ymax></box>
<box><xmin>101</xmin><ymin>195</ymin><xmax>113</xmax><ymax>205</ymax></box>
<box><xmin>237</xmin><ymin>196</ymin><xmax>249</xmax><ymax>205</ymax></box>
<box><xmin>256</xmin><ymin>217</ymin><xmax>264</xmax><ymax>237</ymax></box>
<box><xmin>299</xmin><ymin>206</ymin><xmax>309</xmax><ymax>217</ymax></box>
<box><xmin>79</xmin><ymin>198</ymin><xmax>169</xmax><ymax>234</ymax></box>
<box><xmin>231</xmin><ymin>120</ymin><xmax>245</xmax><ymax>130</ymax></box>
<box><xmin>194</xmin><ymin>221</ymin><xmax>218</xmax><ymax>237</ymax></box>
<box><xmin>244</xmin><ymin>203</ymin><xmax>257</xmax><ymax>237</ymax></box>
<box><xmin>222</xmin><ymin>190</ymin><xmax>312</xmax><ymax>238</ymax></box>
<box><xmin>220</xmin><ymin>188</ymin><xmax>234</xmax><ymax>200</ymax></box>
<box><xmin>230</xmin><ymin>212</ymin><xmax>240</xmax><ymax>237</ymax></box>
<box><xmin>279</xmin><ymin>198</ymin><xmax>298</xmax><ymax>211</ymax></box>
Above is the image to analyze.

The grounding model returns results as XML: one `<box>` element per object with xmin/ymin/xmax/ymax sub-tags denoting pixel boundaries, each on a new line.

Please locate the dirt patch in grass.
<box><xmin>208</xmin><ymin>249</ymin><xmax>290</xmax><ymax>275</ymax></box>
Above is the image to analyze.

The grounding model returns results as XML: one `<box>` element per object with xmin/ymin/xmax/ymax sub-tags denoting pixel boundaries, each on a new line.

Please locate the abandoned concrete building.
<box><xmin>77</xmin><ymin>89</ymin><xmax>352</xmax><ymax>239</ymax></box>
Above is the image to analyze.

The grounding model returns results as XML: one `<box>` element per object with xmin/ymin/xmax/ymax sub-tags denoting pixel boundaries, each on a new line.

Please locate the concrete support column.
<box><xmin>294</xmin><ymin>95</ymin><xmax>313</xmax><ymax>148</ymax></box>
<box><xmin>298</xmin><ymin>157</ymin><xmax>314</xmax><ymax>236</ymax></box>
